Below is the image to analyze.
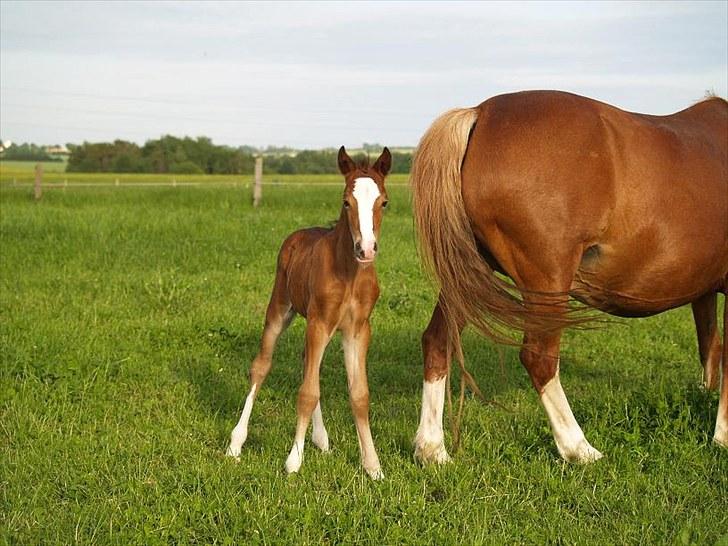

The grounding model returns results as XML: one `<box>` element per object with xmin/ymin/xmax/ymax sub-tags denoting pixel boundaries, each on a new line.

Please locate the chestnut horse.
<box><xmin>411</xmin><ymin>91</ymin><xmax>727</xmax><ymax>464</ymax></box>
<box><xmin>227</xmin><ymin>146</ymin><xmax>391</xmax><ymax>479</ymax></box>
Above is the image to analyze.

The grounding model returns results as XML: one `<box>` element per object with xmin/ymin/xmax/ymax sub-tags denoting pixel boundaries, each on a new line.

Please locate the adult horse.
<box><xmin>410</xmin><ymin>90</ymin><xmax>727</xmax><ymax>464</ymax></box>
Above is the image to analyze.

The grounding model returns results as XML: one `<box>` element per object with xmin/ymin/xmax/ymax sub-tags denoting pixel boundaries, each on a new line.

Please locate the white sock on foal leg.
<box><xmin>226</xmin><ymin>383</ymin><xmax>257</xmax><ymax>459</ymax></box>
<box><xmin>311</xmin><ymin>401</ymin><xmax>330</xmax><ymax>452</ymax></box>
<box><xmin>285</xmin><ymin>432</ymin><xmax>306</xmax><ymax>474</ymax></box>
<box><xmin>414</xmin><ymin>376</ymin><xmax>451</xmax><ymax>464</ymax></box>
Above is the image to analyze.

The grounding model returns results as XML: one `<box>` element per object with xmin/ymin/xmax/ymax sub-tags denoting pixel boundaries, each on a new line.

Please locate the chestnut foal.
<box><xmin>226</xmin><ymin>146</ymin><xmax>391</xmax><ymax>479</ymax></box>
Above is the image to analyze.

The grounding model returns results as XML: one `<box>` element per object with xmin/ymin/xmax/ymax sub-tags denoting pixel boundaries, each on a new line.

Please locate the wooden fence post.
<box><xmin>253</xmin><ymin>156</ymin><xmax>263</xmax><ymax>207</ymax></box>
<box><xmin>34</xmin><ymin>163</ymin><xmax>42</xmax><ymax>200</ymax></box>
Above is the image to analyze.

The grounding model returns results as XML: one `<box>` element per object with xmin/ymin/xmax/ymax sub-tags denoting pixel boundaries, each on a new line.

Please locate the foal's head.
<box><xmin>338</xmin><ymin>146</ymin><xmax>391</xmax><ymax>265</ymax></box>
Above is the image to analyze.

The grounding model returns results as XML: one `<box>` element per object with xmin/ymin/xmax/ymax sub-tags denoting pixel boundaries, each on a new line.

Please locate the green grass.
<box><xmin>0</xmin><ymin>160</ymin><xmax>67</xmax><ymax>176</ymax></box>
<box><xmin>1</xmin><ymin>182</ymin><xmax>726</xmax><ymax>544</ymax></box>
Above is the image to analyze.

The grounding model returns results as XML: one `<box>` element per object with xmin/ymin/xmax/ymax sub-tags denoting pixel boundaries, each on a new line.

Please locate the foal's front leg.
<box><xmin>342</xmin><ymin>321</ymin><xmax>383</xmax><ymax>479</ymax></box>
<box><xmin>285</xmin><ymin>319</ymin><xmax>330</xmax><ymax>474</ymax></box>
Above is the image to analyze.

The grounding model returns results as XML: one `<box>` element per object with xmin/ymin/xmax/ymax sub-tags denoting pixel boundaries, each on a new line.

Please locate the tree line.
<box><xmin>0</xmin><ymin>143</ymin><xmax>63</xmax><ymax>162</ymax></box>
<box><xmin>61</xmin><ymin>136</ymin><xmax>412</xmax><ymax>175</ymax></box>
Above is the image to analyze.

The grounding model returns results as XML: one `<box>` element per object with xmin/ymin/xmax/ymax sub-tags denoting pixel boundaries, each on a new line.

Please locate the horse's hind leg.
<box><xmin>714</xmin><ymin>296</ymin><xmax>727</xmax><ymax>447</ymax></box>
<box><xmin>516</xmin><ymin>260</ymin><xmax>602</xmax><ymax>463</ymax></box>
<box><xmin>691</xmin><ymin>292</ymin><xmax>721</xmax><ymax>391</ymax></box>
<box><xmin>227</xmin><ymin>269</ymin><xmax>294</xmax><ymax>459</ymax></box>
<box><xmin>414</xmin><ymin>301</ymin><xmax>456</xmax><ymax>464</ymax></box>
<box><xmin>521</xmin><ymin>326</ymin><xmax>603</xmax><ymax>463</ymax></box>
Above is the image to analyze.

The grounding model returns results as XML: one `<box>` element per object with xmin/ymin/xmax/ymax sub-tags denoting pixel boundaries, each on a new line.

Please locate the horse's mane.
<box><xmin>699</xmin><ymin>91</ymin><xmax>727</xmax><ymax>105</ymax></box>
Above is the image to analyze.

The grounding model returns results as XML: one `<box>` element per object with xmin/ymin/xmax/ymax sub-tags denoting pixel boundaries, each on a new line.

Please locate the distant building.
<box><xmin>45</xmin><ymin>145</ymin><xmax>70</xmax><ymax>156</ymax></box>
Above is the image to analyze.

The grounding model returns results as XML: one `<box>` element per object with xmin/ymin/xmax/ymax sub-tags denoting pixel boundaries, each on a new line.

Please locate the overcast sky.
<box><xmin>1</xmin><ymin>1</ymin><xmax>726</xmax><ymax>149</ymax></box>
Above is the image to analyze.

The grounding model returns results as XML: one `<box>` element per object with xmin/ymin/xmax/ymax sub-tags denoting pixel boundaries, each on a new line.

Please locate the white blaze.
<box><xmin>352</xmin><ymin>177</ymin><xmax>380</xmax><ymax>256</ymax></box>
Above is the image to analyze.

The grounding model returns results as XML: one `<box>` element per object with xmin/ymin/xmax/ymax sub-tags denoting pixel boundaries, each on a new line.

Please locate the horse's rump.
<box><xmin>412</xmin><ymin>91</ymin><xmax>728</xmax><ymax>342</ymax></box>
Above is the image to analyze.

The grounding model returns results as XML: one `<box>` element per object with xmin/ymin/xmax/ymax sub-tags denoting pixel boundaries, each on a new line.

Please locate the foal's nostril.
<box><xmin>355</xmin><ymin>242</ymin><xmax>362</xmax><ymax>252</ymax></box>
<box><xmin>373</xmin><ymin>242</ymin><xmax>378</xmax><ymax>252</ymax></box>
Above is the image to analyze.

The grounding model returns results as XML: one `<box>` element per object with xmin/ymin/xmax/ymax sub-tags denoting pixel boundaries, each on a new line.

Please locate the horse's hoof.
<box><xmin>714</xmin><ymin>425</ymin><xmax>728</xmax><ymax>448</ymax></box>
<box><xmin>414</xmin><ymin>441</ymin><xmax>452</xmax><ymax>465</ymax></box>
<box><xmin>560</xmin><ymin>439</ymin><xmax>604</xmax><ymax>464</ymax></box>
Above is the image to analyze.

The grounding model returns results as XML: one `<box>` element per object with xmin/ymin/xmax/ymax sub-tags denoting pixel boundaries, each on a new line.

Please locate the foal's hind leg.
<box><xmin>300</xmin><ymin>347</ymin><xmax>330</xmax><ymax>452</ymax></box>
<box><xmin>714</xmin><ymin>296</ymin><xmax>728</xmax><ymax>447</ymax></box>
<box><xmin>691</xmin><ymin>292</ymin><xmax>721</xmax><ymax>391</ymax></box>
<box><xmin>227</xmin><ymin>270</ymin><xmax>294</xmax><ymax>459</ymax></box>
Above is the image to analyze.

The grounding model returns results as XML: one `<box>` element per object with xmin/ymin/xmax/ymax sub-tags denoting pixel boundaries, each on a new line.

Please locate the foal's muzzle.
<box><xmin>355</xmin><ymin>240</ymin><xmax>377</xmax><ymax>263</ymax></box>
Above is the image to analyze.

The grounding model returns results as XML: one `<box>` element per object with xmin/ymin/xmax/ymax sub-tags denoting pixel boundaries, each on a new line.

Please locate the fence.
<box><xmin>1</xmin><ymin>161</ymin><xmax>409</xmax><ymax>203</ymax></box>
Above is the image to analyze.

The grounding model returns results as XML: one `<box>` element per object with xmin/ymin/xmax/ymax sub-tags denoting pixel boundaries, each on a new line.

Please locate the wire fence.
<box><xmin>1</xmin><ymin>179</ymin><xmax>410</xmax><ymax>188</ymax></box>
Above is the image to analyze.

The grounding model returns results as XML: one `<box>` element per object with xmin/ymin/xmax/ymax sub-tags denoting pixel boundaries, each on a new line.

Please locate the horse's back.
<box><xmin>461</xmin><ymin>91</ymin><xmax>728</xmax><ymax>315</ymax></box>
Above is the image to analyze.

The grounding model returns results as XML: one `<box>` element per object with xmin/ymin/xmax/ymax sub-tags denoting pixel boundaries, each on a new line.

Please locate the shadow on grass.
<box><xmin>173</xmin><ymin>313</ymin><xmax>712</xmax><ymax>463</ymax></box>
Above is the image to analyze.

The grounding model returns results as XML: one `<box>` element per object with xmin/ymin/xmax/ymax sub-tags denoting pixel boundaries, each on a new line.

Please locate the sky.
<box><xmin>1</xmin><ymin>1</ymin><xmax>726</xmax><ymax>149</ymax></box>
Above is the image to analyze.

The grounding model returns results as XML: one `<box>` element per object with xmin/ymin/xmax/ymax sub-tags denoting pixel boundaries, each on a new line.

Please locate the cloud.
<box><xmin>1</xmin><ymin>1</ymin><xmax>725</xmax><ymax>147</ymax></box>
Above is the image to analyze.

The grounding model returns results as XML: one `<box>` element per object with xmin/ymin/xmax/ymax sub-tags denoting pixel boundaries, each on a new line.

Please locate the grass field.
<box><xmin>1</xmin><ymin>179</ymin><xmax>726</xmax><ymax>544</ymax></box>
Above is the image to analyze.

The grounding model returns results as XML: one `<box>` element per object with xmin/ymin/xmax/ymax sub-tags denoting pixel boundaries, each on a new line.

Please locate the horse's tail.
<box><xmin>411</xmin><ymin>107</ymin><xmax>587</xmax><ymax>347</ymax></box>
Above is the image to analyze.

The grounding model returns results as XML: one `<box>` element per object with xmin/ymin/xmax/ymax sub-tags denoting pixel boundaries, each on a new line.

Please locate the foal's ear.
<box><xmin>372</xmin><ymin>147</ymin><xmax>392</xmax><ymax>177</ymax></box>
<box><xmin>338</xmin><ymin>146</ymin><xmax>356</xmax><ymax>175</ymax></box>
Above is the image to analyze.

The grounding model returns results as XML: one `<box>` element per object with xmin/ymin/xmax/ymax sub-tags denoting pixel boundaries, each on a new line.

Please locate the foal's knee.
<box><xmin>350</xmin><ymin>389</ymin><xmax>370</xmax><ymax>420</ymax></box>
<box><xmin>296</xmin><ymin>389</ymin><xmax>319</xmax><ymax>416</ymax></box>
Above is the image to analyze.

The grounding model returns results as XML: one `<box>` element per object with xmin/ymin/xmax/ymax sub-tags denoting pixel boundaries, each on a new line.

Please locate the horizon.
<box><xmin>1</xmin><ymin>1</ymin><xmax>726</xmax><ymax>149</ymax></box>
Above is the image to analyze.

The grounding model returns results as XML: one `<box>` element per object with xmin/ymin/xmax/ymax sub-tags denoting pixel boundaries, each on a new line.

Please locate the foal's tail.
<box><xmin>411</xmin><ymin>107</ymin><xmax>581</xmax><ymax>347</ymax></box>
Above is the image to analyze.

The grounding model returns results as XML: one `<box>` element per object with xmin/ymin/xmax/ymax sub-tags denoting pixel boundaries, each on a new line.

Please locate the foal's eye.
<box><xmin>382</xmin><ymin>200</ymin><xmax>389</xmax><ymax>208</ymax></box>
<box><xmin>343</xmin><ymin>201</ymin><xmax>351</xmax><ymax>209</ymax></box>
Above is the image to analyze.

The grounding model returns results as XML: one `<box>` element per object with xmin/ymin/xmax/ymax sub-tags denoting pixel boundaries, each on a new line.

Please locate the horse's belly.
<box><xmin>570</xmin><ymin>241</ymin><xmax>728</xmax><ymax>316</ymax></box>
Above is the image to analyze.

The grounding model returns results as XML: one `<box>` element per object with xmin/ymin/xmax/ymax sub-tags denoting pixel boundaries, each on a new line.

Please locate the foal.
<box><xmin>226</xmin><ymin>146</ymin><xmax>391</xmax><ymax>479</ymax></box>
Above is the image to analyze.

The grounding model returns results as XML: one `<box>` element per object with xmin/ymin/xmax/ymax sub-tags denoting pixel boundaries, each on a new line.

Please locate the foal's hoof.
<box><xmin>225</xmin><ymin>445</ymin><xmax>242</xmax><ymax>462</ymax></box>
<box><xmin>366</xmin><ymin>467</ymin><xmax>384</xmax><ymax>480</ymax></box>
<box><xmin>285</xmin><ymin>451</ymin><xmax>303</xmax><ymax>474</ymax></box>
<box><xmin>414</xmin><ymin>442</ymin><xmax>452</xmax><ymax>465</ymax></box>
<box><xmin>312</xmin><ymin>431</ymin><xmax>330</xmax><ymax>453</ymax></box>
